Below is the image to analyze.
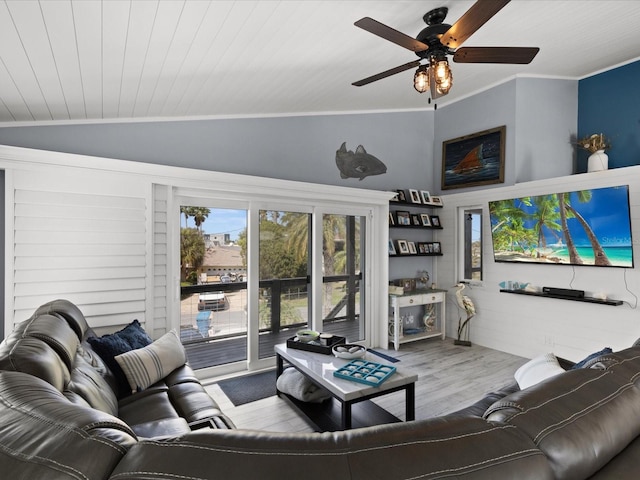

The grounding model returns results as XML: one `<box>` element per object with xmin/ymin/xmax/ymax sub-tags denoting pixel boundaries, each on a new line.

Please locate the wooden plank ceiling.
<box><xmin>0</xmin><ymin>0</ymin><xmax>639</xmax><ymax>124</ymax></box>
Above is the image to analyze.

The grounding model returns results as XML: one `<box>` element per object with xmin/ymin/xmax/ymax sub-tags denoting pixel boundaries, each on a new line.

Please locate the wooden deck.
<box><xmin>183</xmin><ymin>320</ymin><xmax>361</xmax><ymax>370</ymax></box>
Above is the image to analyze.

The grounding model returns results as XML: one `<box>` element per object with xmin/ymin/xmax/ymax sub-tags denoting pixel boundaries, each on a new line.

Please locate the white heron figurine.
<box><xmin>453</xmin><ymin>283</ymin><xmax>476</xmax><ymax>346</ymax></box>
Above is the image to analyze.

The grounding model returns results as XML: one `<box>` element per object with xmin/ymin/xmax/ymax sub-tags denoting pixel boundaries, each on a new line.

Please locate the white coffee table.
<box><xmin>275</xmin><ymin>343</ymin><xmax>417</xmax><ymax>431</ymax></box>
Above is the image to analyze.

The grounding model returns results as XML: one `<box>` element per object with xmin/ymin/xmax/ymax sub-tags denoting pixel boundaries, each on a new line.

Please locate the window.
<box><xmin>460</xmin><ymin>207</ymin><xmax>482</xmax><ymax>281</ymax></box>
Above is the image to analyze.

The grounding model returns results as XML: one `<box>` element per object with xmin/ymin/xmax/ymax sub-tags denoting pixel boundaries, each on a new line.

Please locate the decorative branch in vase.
<box><xmin>577</xmin><ymin>133</ymin><xmax>611</xmax><ymax>172</ymax></box>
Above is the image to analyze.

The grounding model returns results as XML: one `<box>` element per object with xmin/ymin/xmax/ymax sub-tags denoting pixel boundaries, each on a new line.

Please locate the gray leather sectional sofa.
<box><xmin>1</xmin><ymin>299</ymin><xmax>640</xmax><ymax>479</ymax></box>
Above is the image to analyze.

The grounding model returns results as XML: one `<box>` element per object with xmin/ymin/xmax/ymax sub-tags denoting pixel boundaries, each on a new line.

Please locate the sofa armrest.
<box><xmin>0</xmin><ymin>371</ymin><xmax>136</xmax><ymax>480</ymax></box>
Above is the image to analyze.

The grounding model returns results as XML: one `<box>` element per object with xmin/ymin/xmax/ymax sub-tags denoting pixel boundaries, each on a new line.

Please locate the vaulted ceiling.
<box><xmin>1</xmin><ymin>0</ymin><xmax>639</xmax><ymax>125</ymax></box>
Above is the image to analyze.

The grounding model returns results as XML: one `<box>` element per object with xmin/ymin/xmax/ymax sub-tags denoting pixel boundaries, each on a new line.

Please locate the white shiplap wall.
<box><xmin>437</xmin><ymin>166</ymin><xmax>640</xmax><ymax>362</ymax></box>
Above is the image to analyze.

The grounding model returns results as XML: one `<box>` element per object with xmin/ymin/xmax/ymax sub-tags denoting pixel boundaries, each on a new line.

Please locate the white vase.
<box><xmin>587</xmin><ymin>149</ymin><xmax>608</xmax><ymax>172</ymax></box>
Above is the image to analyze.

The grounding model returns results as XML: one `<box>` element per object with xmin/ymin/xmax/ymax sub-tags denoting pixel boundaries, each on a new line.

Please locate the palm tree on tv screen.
<box><xmin>562</xmin><ymin>190</ymin><xmax>612</xmax><ymax>266</ymax></box>
<box><xmin>557</xmin><ymin>192</ymin><xmax>582</xmax><ymax>265</ymax></box>
<box><xmin>531</xmin><ymin>195</ymin><xmax>562</xmax><ymax>257</ymax></box>
<box><xmin>493</xmin><ymin>189</ymin><xmax>612</xmax><ymax>266</ymax></box>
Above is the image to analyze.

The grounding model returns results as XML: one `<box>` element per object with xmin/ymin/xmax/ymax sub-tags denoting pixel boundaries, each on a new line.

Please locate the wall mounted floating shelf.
<box><xmin>500</xmin><ymin>289</ymin><xmax>622</xmax><ymax>306</ymax></box>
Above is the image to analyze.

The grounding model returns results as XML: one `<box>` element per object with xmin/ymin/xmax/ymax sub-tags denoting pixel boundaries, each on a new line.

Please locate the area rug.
<box><xmin>367</xmin><ymin>349</ymin><xmax>400</xmax><ymax>363</ymax></box>
<box><xmin>216</xmin><ymin>370</ymin><xmax>277</xmax><ymax>406</ymax></box>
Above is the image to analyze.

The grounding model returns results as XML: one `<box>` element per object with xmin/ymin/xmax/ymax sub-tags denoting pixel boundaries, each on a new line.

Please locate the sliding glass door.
<box><xmin>257</xmin><ymin>210</ymin><xmax>311</xmax><ymax>360</ymax></box>
<box><xmin>320</xmin><ymin>214</ymin><xmax>366</xmax><ymax>342</ymax></box>
<box><xmin>176</xmin><ymin>197</ymin><xmax>373</xmax><ymax>375</ymax></box>
<box><xmin>179</xmin><ymin>206</ymin><xmax>249</xmax><ymax>370</ymax></box>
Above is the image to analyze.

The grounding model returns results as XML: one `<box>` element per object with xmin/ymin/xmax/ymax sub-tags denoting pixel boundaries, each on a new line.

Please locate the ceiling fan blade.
<box><xmin>354</xmin><ymin>17</ymin><xmax>429</xmax><ymax>52</ymax></box>
<box><xmin>440</xmin><ymin>0</ymin><xmax>511</xmax><ymax>50</ymax></box>
<box><xmin>453</xmin><ymin>47</ymin><xmax>539</xmax><ymax>64</ymax></box>
<box><xmin>352</xmin><ymin>60</ymin><xmax>421</xmax><ymax>87</ymax></box>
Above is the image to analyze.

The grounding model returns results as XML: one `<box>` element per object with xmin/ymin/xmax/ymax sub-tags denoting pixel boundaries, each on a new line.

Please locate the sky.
<box><xmin>183</xmin><ymin>208</ymin><xmax>247</xmax><ymax>241</ymax></box>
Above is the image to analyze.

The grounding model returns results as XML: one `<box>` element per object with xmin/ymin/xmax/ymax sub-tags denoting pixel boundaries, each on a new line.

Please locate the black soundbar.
<box><xmin>542</xmin><ymin>286</ymin><xmax>585</xmax><ymax>298</ymax></box>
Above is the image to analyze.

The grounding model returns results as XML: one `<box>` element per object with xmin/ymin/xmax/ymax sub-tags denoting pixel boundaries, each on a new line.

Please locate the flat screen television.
<box><xmin>489</xmin><ymin>185</ymin><xmax>634</xmax><ymax>268</ymax></box>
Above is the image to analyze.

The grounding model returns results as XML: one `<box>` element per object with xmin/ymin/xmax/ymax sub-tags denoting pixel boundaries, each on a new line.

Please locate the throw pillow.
<box><xmin>114</xmin><ymin>319</ymin><xmax>153</xmax><ymax>349</ymax></box>
<box><xmin>571</xmin><ymin>347</ymin><xmax>613</xmax><ymax>369</ymax></box>
<box><xmin>514</xmin><ymin>353</ymin><xmax>565</xmax><ymax>390</ymax></box>
<box><xmin>115</xmin><ymin>330</ymin><xmax>186</xmax><ymax>393</ymax></box>
<box><xmin>87</xmin><ymin>319</ymin><xmax>153</xmax><ymax>396</ymax></box>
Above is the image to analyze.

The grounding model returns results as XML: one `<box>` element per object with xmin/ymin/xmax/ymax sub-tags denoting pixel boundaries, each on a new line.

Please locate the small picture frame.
<box><xmin>411</xmin><ymin>214</ymin><xmax>422</xmax><ymax>226</ymax></box>
<box><xmin>396</xmin><ymin>189</ymin><xmax>407</xmax><ymax>202</ymax></box>
<box><xmin>408</xmin><ymin>189</ymin><xmax>421</xmax><ymax>204</ymax></box>
<box><xmin>418</xmin><ymin>242</ymin><xmax>428</xmax><ymax>254</ymax></box>
<box><xmin>420</xmin><ymin>190</ymin><xmax>431</xmax><ymax>204</ymax></box>
<box><xmin>432</xmin><ymin>242</ymin><xmax>441</xmax><ymax>254</ymax></box>
<box><xmin>396</xmin><ymin>211</ymin><xmax>411</xmax><ymax>226</ymax></box>
<box><xmin>430</xmin><ymin>195</ymin><xmax>443</xmax><ymax>206</ymax></box>
<box><xmin>389</xmin><ymin>212</ymin><xmax>395</xmax><ymax>225</ymax></box>
<box><xmin>408</xmin><ymin>241</ymin><xmax>417</xmax><ymax>254</ymax></box>
<box><xmin>430</xmin><ymin>215</ymin><xmax>441</xmax><ymax>227</ymax></box>
<box><xmin>427</xmin><ymin>243</ymin><xmax>434</xmax><ymax>253</ymax></box>
<box><xmin>388</xmin><ymin>239</ymin><xmax>397</xmax><ymax>255</ymax></box>
<box><xmin>420</xmin><ymin>213</ymin><xmax>431</xmax><ymax>227</ymax></box>
<box><xmin>397</xmin><ymin>239</ymin><xmax>410</xmax><ymax>255</ymax></box>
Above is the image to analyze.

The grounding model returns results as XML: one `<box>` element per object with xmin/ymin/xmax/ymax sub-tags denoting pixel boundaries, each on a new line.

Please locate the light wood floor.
<box><xmin>204</xmin><ymin>338</ymin><xmax>526</xmax><ymax>433</ymax></box>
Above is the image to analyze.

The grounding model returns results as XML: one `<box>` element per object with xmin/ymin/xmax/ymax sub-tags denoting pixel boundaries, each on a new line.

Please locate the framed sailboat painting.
<box><xmin>441</xmin><ymin>126</ymin><xmax>505</xmax><ymax>190</ymax></box>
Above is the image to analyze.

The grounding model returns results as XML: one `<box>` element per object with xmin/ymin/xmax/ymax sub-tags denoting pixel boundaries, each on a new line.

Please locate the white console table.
<box><xmin>389</xmin><ymin>289</ymin><xmax>446</xmax><ymax>350</ymax></box>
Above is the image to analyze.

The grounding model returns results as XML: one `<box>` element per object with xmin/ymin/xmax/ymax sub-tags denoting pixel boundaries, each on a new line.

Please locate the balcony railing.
<box><xmin>179</xmin><ymin>274</ymin><xmax>362</xmax><ymax>369</ymax></box>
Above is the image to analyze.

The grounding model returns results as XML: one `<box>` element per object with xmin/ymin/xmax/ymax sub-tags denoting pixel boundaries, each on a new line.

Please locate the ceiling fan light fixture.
<box><xmin>413</xmin><ymin>65</ymin><xmax>430</xmax><ymax>93</ymax></box>
<box><xmin>433</xmin><ymin>59</ymin><xmax>453</xmax><ymax>95</ymax></box>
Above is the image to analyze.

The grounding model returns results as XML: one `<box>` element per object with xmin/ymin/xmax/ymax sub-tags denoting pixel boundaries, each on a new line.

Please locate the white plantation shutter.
<box><xmin>151</xmin><ymin>183</ymin><xmax>170</xmax><ymax>338</ymax></box>
<box><xmin>12</xmin><ymin>170</ymin><xmax>150</xmax><ymax>332</ymax></box>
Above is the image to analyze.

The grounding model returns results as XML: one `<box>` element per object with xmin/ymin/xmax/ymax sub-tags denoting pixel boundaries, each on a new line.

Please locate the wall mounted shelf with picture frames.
<box><xmin>389</xmin><ymin>188</ymin><xmax>443</xmax><ymax>258</ymax></box>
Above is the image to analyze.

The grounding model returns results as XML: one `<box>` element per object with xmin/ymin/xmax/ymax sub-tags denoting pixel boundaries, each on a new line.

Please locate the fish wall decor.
<box><xmin>335</xmin><ymin>142</ymin><xmax>387</xmax><ymax>180</ymax></box>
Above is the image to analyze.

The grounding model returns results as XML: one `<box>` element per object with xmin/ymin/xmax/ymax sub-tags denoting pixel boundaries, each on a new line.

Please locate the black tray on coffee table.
<box><xmin>286</xmin><ymin>335</ymin><xmax>346</xmax><ymax>355</ymax></box>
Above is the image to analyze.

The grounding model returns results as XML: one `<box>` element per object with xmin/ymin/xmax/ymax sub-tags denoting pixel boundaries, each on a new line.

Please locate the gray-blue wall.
<box><xmin>433</xmin><ymin>77</ymin><xmax>578</xmax><ymax>194</ymax></box>
<box><xmin>0</xmin><ymin>111</ymin><xmax>435</xmax><ymax>193</ymax></box>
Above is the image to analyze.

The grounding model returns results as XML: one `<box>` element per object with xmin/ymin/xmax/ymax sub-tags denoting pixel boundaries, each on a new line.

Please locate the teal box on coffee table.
<box><xmin>333</xmin><ymin>359</ymin><xmax>396</xmax><ymax>386</ymax></box>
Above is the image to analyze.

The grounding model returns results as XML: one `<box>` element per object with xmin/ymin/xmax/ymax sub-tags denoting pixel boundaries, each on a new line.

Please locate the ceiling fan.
<box><xmin>352</xmin><ymin>0</ymin><xmax>539</xmax><ymax>102</ymax></box>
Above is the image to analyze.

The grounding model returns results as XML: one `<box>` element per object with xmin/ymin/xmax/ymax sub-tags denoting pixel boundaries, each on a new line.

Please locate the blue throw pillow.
<box><xmin>115</xmin><ymin>319</ymin><xmax>153</xmax><ymax>349</ymax></box>
<box><xmin>571</xmin><ymin>347</ymin><xmax>613</xmax><ymax>369</ymax></box>
<box><xmin>87</xmin><ymin>320</ymin><xmax>153</xmax><ymax>397</ymax></box>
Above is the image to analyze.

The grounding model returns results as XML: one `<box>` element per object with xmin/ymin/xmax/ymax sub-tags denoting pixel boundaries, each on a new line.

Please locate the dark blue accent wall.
<box><xmin>577</xmin><ymin>60</ymin><xmax>640</xmax><ymax>172</ymax></box>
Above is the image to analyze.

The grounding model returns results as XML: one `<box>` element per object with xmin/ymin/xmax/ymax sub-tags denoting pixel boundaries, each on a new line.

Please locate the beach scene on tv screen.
<box><xmin>489</xmin><ymin>185</ymin><xmax>633</xmax><ymax>268</ymax></box>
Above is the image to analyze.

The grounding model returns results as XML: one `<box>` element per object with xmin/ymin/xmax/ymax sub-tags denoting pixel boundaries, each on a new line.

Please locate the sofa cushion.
<box><xmin>115</xmin><ymin>330</ymin><xmax>186</xmax><ymax>393</ymax></box>
<box><xmin>65</xmin><ymin>352</ymin><xmax>119</xmax><ymax>416</ymax></box>
<box><xmin>21</xmin><ymin>313</ymin><xmax>80</xmax><ymax>370</ymax></box>
<box><xmin>34</xmin><ymin>298</ymin><xmax>91</xmax><ymax>341</ymax></box>
<box><xmin>87</xmin><ymin>319</ymin><xmax>153</xmax><ymax>397</ymax></box>
<box><xmin>587</xmin><ymin>434</ymin><xmax>640</xmax><ymax>479</ymax></box>
<box><xmin>118</xmin><ymin>386</ymin><xmax>190</xmax><ymax>438</ymax></box>
<box><xmin>0</xmin><ymin>335</ymin><xmax>70</xmax><ymax>391</ymax></box>
<box><xmin>514</xmin><ymin>352</ymin><xmax>565</xmax><ymax>389</ymax></box>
